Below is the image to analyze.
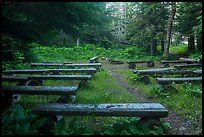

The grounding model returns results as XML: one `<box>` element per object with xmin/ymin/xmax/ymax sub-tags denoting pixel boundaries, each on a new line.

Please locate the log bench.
<box><xmin>156</xmin><ymin>77</ymin><xmax>202</xmax><ymax>84</ymax></box>
<box><xmin>32</xmin><ymin>103</ymin><xmax>168</xmax><ymax>118</ymax></box>
<box><xmin>2</xmin><ymin>68</ymin><xmax>97</xmax><ymax>75</ymax></box>
<box><xmin>2</xmin><ymin>86</ymin><xmax>78</xmax><ymax>95</ymax></box>
<box><xmin>179</xmin><ymin>57</ymin><xmax>201</xmax><ymax>64</ymax></box>
<box><xmin>30</xmin><ymin>103</ymin><xmax>169</xmax><ymax>134</ymax></box>
<box><xmin>156</xmin><ymin>77</ymin><xmax>202</xmax><ymax>91</ymax></box>
<box><xmin>160</xmin><ymin>60</ymin><xmax>197</xmax><ymax>67</ymax></box>
<box><xmin>174</xmin><ymin>64</ymin><xmax>202</xmax><ymax>70</ymax></box>
<box><xmin>30</xmin><ymin>63</ymin><xmax>101</xmax><ymax>68</ymax></box>
<box><xmin>127</xmin><ymin>60</ymin><xmax>154</xmax><ymax>69</ymax></box>
<box><xmin>89</xmin><ymin>56</ymin><xmax>98</xmax><ymax>63</ymax></box>
<box><xmin>133</xmin><ymin>68</ymin><xmax>176</xmax><ymax>84</ymax></box>
<box><xmin>2</xmin><ymin>85</ymin><xmax>78</xmax><ymax>110</ymax></box>
<box><xmin>2</xmin><ymin>75</ymin><xmax>92</xmax><ymax>87</ymax></box>
<box><xmin>134</xmin><ymin>68</ymin><xmax>202</xmax><ymax>78</ymax></box>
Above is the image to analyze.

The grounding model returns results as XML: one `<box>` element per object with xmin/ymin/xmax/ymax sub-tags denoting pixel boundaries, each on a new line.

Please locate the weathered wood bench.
<box><xmin>134</xmin><ymin>68</ymin><xmax>202</xmax><ymax>77</ymax></box>
<box><xmin>133</xmin><ymin>68</ymin><xmax>176</xmax><ymax>84</ymax></box>
<box><xmin>127</xmin><ymin>60</ymin><xmax>154</xmax><ymax>69</ymax></box>
<box><xmin>89</xmin><ymin>56</ymin><xmax>98</xmax><ymax>63</ymax></box>
<box><xmin>2</xmin><ymin>68</ymin><xmax>97</xmax><ymax>75</ymax></box>
<box><xmin>32</xmin><ymin>103</ymin><xmax>168</xmax><ymax>118</ymax></box>
<box><xmin>160</xmin><ymin>60</ymin><xmax>192</xmax><ymax>68</ymax></box>
<box><xmin>156</xmin><ymin>77</ymin><xmax>202</xmax><ymax>85</ymax></box>
<box><xmin>2</xmin><ymin>85</ymin><xmax>78</xmax><ymax>110</ymax></box>
<box><xmin>31</xmin><ymin>103</ymin><xmax>169</xmax><ymax>134</ymax></box>
<box><xmin>156</xmin><ymin>77</ymin><xmax>202</xmax><ymax>91</ymax></box>
<box><xmin>133</xmin><ymin>68</ymin><xmax>176</xmax><ymax>75</ymax></box>
<box><xmin>30</xmin><ymin>63</ymin><xmax>101</xmax><ymax>70</ymax></box>
<box><xmin>43</xmin><ymin>62</ymin><xmax>73</xmax><ymax>64</ymax></box>
<box><xmin>2</xmin><ymin>86</ymin><xmax>78</xmax><ymax>95</ymax></box>
<box><xmin>179</xmin><ymin>57</ymin><xmax>201</xmax><ymax>64</ymax></box>
<box><xmin>2</xmin><ymin>75</ymin><xmax>92</xmax><ymax>87</ymax></box>
<box><xmin>174</xmin><ymin>64</ymin><xmax>202</xmax><ymax>70</ymax></box>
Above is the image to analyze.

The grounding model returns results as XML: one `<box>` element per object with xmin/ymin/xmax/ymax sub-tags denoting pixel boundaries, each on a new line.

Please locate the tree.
<box><xmin>176</xmin><ymin>2</ymin><xmax>202</xmax><ymax>53</ymax></box>
<box><xmin>125</xmin><ymin>2</ymin><xmax>168</xmax><ymax>56</ymax></box>
<box><xmin>162</xmin><ymin>2</ymin><xmax>176</xmax><ymax>59</ymax></box>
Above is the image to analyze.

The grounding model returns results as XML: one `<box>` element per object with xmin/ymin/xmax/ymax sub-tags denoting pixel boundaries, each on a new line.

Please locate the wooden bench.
<box><xmin>134</xmin><ymin>69</ymin><xmax>202</xmax><ymax>77</ymax></box>
<box><xmin>32</xmin><ymin>103</ymin><xmax>168</xmax><ymax>118</ymax></box>
<box><xmin>2</xmin><ymin>86</ymin><xmax>78</xmax><ymax>95</ymax></box>
<box><xmin>174</xmin><ymin>64</ymin><xmax>202</xmax><ymax>70</ymax></box>
<box><xmin>160</xmin><ymin>60</ymin><xmax>193</xmax><ymax>68</ymax></box>
<box><xmin>30</xmin><ymin>63</ymin><xmax>101</xmax><ymax>67</ymax></box>
<box><xmin>179</xmin><ymin>57</ymin><xmax>201</xmax><ymax>64</ymax></box>
<box><xmin>89</xmin><ymin>56</ymin><xmax>98</xmax><ymax>63</ymax></box>
<box><xmin>2</xmin><ymin>85</ymin><xmax>78</xmax><ymax>110</ymax></box>
<box><xmin>31</xmin><ymin>103</ymin><xmax>169</xmax><ymax>134</ymax></box>
<box><xmin>156</xmin><ymin>77</ymin><xmax>202</xmax><ymax>85</ymax></box>
<box><xmin>43</xmin><ymin>62</ymin><xmax>73</xmax><ymax>64</ymax></box>
<box><xmin>2</xmin><ymin>68</ymin><xmax>97</xmax><ymax>75</ymax></box>
<box><xmin>2</xmin><ymin>75</ymin><xmax>92</xmax><ymax>87</ymax></box>
<box><xmin>133</xmin><ymin>68</ymin><xmax>176</xmax><ymax>84</ymax></box>
<box><xmin>127</xmin><ymin>60</ymin><xmax>154</xmax><ymax>69</ymax></box>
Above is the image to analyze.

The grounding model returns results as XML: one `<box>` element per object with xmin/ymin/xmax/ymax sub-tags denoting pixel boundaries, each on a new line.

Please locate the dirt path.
<box><xmin>102</xmin><ymin>60</ymin><xmax>200</xmax><ymax>135</ymax></box>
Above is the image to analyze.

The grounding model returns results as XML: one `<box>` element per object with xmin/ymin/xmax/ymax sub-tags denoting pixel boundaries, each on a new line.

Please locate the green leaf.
<box><xmin>156</xmin><ymin>126</ymin><xmax>163</xmax><ymax>135</ymax></box>
<box><xmin>55</xmin><ymin>129</ymin><xmax>69</xmax><ymax>135</ymax></box>
<box><xmin>138</xmin><ymin>130</ymin><xmax>145</xmax><ymax>135</ymax></box>
<box><xmin>142</xmin><ymin>124</ymin><xmax>150</xmax><ymax>134</ymax></box>
<box><xmin>120</xmin><ymin>129</ymin><xmax>131</xmax><ymax>135</ymax></box>
<box><xmin>128</xmin><ymin>124</ymin><xmax>139</xmax><ymax>134</ymax></box>
<box><xmin>103</xmin><ymin>129</ymin><xmax>116</xmax><ymax>135</ymax></box>
<box><xmin>163</xmin><ymin>122</ymin><xmax>171</xmax><ymax>128</ymax></box>
<box><xmin>30</xmin><ymin>118</ymin><xmax>47</xmax><ymax>130</ymax></box>
<box><xmin>148</xmin><ymin>130</ymin><xmax>158</xmax><ymax>135</ymax></box>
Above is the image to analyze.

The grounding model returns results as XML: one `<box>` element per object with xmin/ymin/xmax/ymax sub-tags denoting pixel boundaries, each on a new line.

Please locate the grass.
<box><xmin>119</xmin><ymin>68</ymin><xmax>202</xmax><ymax>133</ymax></box>
<box><xmin>2</xmin><ymin>44</ymin><xmax>202</xmax><ymax>135</ymax></box>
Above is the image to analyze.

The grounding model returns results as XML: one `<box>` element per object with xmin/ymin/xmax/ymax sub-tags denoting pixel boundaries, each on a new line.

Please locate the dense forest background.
<box><xmin>2</xmin><ymin>2</ymin><xmax>202</xmax><ymax>68</ymax></box>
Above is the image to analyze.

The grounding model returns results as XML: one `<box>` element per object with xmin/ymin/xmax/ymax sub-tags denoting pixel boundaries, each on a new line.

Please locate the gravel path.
<box><xmin>102</xmin><ymin>60</ymin><xmax>201</xmax><ymax>135</ymax></box>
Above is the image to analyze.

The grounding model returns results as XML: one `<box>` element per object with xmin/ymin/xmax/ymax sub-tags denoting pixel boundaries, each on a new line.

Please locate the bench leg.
<box><xmin>35</xmin><ymin>114</ymin><xmax>57</xmax><ymax>135</ymax></box>
<box><xmin>147</xmin><ymin>62</ymin><xmax>155</xmax><ymax>67</ymax></box>
<box><xmin>79</xmin><ymin>80</ymin><xmax>89</xmax><ymax>88</ymax></box>
<box><xmin>129</xmin><ymin>63</ymin><xmax>136</xmax><ymax>69</ymax></box>
<box><xmin>140</xmin><ymin>117</ymin><xmax>164</xmax><ymax>131</ymax></box>
<box><xmin>140</xmin><ymin>75</ymin><xmax>150</xmax><ymax>84</ymax></box>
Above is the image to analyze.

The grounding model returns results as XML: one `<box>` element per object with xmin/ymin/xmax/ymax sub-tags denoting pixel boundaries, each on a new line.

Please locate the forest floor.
<box><xmin>102</xmin><ymin>60</ymin><xmax>201</xmax><ymax>135</ymax></box>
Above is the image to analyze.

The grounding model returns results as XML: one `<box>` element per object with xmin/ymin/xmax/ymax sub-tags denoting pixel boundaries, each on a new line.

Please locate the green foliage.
<box><xmin>169</xmin><ymin>44</ymin><xmax>188</xmax><ymax>54</ymax></box>
<box><xmin>2</xmin><ymin>104</ymin><xmax>47</xmax><ymax>135</ymax></box>
<box><xmin>31</xmin><ymin>43</ymin><xmax>161</xmax><ymax>62</ymax></box>
<box><xmin>101</xmin><ymin>117</ymin><xmax>166</xmax><ymax>135</ymax></box>
<box><xmin>188</xmin><ymin>52</ymin><xmax>202</xmax><ymax>59</ymax></box>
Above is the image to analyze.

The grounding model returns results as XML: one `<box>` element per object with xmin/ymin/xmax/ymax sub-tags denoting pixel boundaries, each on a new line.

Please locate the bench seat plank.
<box><xmin>174</xmin><ymin>64</ymin><xmax>202</xmax><ymax>69</ymax></box>
<box><xmin>134</xmin><ymin>70</ymin><xmax>193</xmax><ymax>75</ymax></box>
<box><xmin>2</xmin><ymin>86</ymin><xmax>78</xmax><ymax>95</ymax></box>
<box><xmin>127</xmin><ymin>60</ymin><xmax>153</xmax><ymax>64</ymax></box>
<box><xmin>32</xmin><ymin>103</ymin><xmax>169</xmax><ymax>118</ymax></box>
<box><xmin>133</xmin><ymin>68</ymin><xmax>175</xmax><ymax>74</ymax></box>
<box><xmin>160</xmin><ymin>60</ymin><xmax>190</xmax><ymax>64</ymax></box>
<box><xmin>157</xmin><ymin>77</ymin><xmax>202</xmax><ymax>84</ymax></box>
<box><xmin>2</xmin><ymin>75</ymin><xmax>92</xmax><ymax>81</ymax></box>
<box><xmin>30</xmin><ymin>63</ymin><xmax>101</xmax><ymax>67</ymax></box>
<box><xmin>2</xmin><ymin>68</ymin><xmax>97</xmax><ymax>74</ymax></box>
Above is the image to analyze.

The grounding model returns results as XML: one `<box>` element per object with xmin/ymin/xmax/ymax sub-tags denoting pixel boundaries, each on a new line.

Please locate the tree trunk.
<box><xmin>161</xmin><ymin>37</ymin><xmax>164</xmax><ymax>54</ymax></box>
<box><xmin>196</xmin><ymin>33</ymin><xmax>202</xmax><ymax>51</ymax></box>
<box><xmin>150</xmin><ymin>39</ymin><xmax>157</xmax><ymax>56</ymax></box>
<box><xmin>188</xmin><ymin>35</ymin><xmax>195</xmax><ymax>53</ymax></box>
<box><xmin>162</xmin><ymin>2</ymin><xmax>176</xmax><ymax>59</ymax></box>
